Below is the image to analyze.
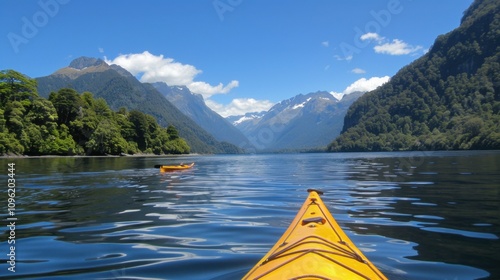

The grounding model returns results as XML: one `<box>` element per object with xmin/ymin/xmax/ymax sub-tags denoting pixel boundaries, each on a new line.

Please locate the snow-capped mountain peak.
<box><xmin>226</xmin><ymin>111</ymin><xmax>266</xmax><ymax>126</ymax></box>
<box><xmin>226</xmin><ymin>90</ymin><xmax>364</xmax><ymax>151</ymax></box>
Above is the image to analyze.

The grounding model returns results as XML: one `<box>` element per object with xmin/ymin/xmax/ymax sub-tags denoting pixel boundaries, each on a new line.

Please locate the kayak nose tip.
<box><xmin>307</xmin><ymin>188</ymin><xmax>324</xmax><ymax>195</ymax></box>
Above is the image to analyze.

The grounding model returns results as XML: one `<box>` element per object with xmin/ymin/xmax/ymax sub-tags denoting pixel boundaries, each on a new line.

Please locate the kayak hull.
<box><xmin>159</xmin><ymin>163</ymin><xmax>194</xmax><ymax>172</ymax></box>
<box><xmin>243</xmin><ymin>189</ymin><xmax>387</xmax><ymax>280</ymax></box>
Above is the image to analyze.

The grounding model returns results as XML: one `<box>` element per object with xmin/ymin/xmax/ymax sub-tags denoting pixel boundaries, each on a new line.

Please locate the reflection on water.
<box><xmin>1</xmin><ymin>151</ymin><xmax>499</xmax><ymax>279</ymax></box>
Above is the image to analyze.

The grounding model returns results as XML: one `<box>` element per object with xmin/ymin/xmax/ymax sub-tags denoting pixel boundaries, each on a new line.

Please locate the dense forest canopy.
<box><xmin>328</xmin><ymin>0</ymin><xmax>499</xmax><ymax>152</ymax></box>
<box><xmin>0</xmin><ymin>69</ymin><xmax>190</xmax><ymax>156</ymax></box>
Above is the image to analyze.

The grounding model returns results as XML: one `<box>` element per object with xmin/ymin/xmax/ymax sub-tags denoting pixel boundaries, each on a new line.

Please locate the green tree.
<box><xmin>0</xmin><ymin>108</ymin><xmax>6</xmax><ymax>132</ymax></box>
<box><xmin>85</xmin><ymin>119</ymin><xmax>127</xmax><ymax>155</ymax></box>
<box><xmin>49</xmin><ymin>88</ymin><xmax>85</xmax><ymax>126</ymax></box>
<box><xmin>26</xmin><ymin>98</ymin><xmax>58</xmax><ymax>126</ymax></box>
<box><xmin>4</xmin><ymin>101</ymin><xmax>25</xmax><ymax>136</ymax></box>
<box><xmin>167</xmin><ymin>125</ymin><xmax>179</xmax><ymax>139</ymax></box>
<box><xmin>128</xmin><ymin>110</ymin><xmax>149</xmax><ymax>150</ymax></box>
<box><xmin>0</xmin><ymin>69</ymin><xmax>38</xmax><ymax>106</ymax></box>
<box><xmin>0</xmin><ymin>132</ymin><xmax>23</xmax><ymax>155</ymax></box>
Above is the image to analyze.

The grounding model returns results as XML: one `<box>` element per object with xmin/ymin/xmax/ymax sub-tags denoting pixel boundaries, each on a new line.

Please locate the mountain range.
<box><xmin>36</xmin><ymin>57</ymin><xmax>243</xmax><ymax>154</ymax></box>
<box><xmin>229</xmin><ymin>91</ymin><xmax>364</xmax><ymax>152</ymax></box>
<box><xmin>35</xmin><ymin>57</ymin><xmax>365</xmax><ymax>153</ymax></box>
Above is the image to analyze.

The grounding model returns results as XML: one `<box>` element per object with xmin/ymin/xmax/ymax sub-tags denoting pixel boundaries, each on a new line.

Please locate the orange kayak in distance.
<box><xmin>156</xmin><ymin>163</ymin><xmax>195</xmax><ymax>172</ymax></box>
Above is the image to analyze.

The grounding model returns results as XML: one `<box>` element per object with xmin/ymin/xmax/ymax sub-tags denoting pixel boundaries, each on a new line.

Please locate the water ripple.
<box><xmin>1</xmin><ymin>152</ymin><xmax>498</xmax><ymax>279</ymax></box>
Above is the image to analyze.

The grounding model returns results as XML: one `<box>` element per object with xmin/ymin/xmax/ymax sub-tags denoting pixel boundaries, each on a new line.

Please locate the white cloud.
<box><xmin>105</xmin><ymin>51</ymin><xmax>238</xmax><ymax>98</ymax></box>
<box><xmin>374</xmin><ymin>39</ymin><xmax>423</xmax><ymax>55</ymax></box>
<box><xmin>351</xmin><ymin>68</ymin><xmax>366</xmax><ymax>74</ymax></box>
<box><xmin>321</xmin><ymin>41</ymin><xmax>329</xmax><ymax>47</ymax></box>
<box><xmin>330</xmin><ymin>91</ymin><xmax>344</xmax><ymax>100</ymax></box>
<box><xmin>344</xmin><ymin>76</ymin><xmax>390</xmax><ymax>94</ymax></box>
<box><xmin>188</xmin><ymin>80</ymin><xmax>239</xmax><ymax>96</ymax></box>
<box><xmin>330</xmin><ymin>76</ymin><xmax>390</xmax><ymax>100</ymax></box>
<box><xmin>360</xmin><ymin>32</ymin><xmax>384</xmax><ymax>42</ymax></box>
<box><xmin>334</xmin><ymin>54</ymin><xmax>353</xmax><ymax>61</ymax></box>
<box><xmin>205</xmin><ymin>98</ymin><xmax>275</xmax><ymax>118</ymax></box>
<box><xmin>360</xmin><ymin>33</ymin><xmax>423</xmax><ymax>56</ymax></box>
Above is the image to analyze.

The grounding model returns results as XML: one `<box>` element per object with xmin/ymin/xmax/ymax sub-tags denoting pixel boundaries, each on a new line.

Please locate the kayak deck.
<box><xmin>159</xmin><ymin>163</ymin><xmax>194</xmax><ymax>172</ymax></box>
<box><xmin>243</xmin><ymin>189</ymin><xmax>387</xmax><ymax>280</ymax></box>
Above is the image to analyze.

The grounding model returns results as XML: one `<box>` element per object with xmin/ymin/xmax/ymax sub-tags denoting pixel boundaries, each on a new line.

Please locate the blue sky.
<box><xmin>2</xmin><ymin>0</ymin><xmax>474</xmax><ymax>116</ymax></box>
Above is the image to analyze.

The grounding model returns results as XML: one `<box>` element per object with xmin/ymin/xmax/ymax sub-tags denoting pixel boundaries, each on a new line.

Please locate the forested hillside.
<box><xmin>0</xmin><ymin>70</ymin><xmax>190</xmax><ymax>156</ymax></box>
<box><xmin>37</xmin><ymin>57</ymin><xmax>243</xmax><ymax>154</ymax></box>
<box><xmin>328</xmin><ymin>0</ymin><xmax>499</xmax><ymax>152</ymax></box>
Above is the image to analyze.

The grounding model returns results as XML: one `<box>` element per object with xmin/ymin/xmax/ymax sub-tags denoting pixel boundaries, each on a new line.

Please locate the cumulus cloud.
<box><xmin>189</xmin><ymin>80</ymin><xmax>239</xmax><ymax>96</ymax></box>
<box><xmin>344</xmin><ymin>76</ymin><xmax>390</xmax><ymax>94</ymax></box>
<box><xmin>105</xmin><ymin>51</ymin><xmax>238</xmax><ymax>98</ymax></box>
<box><xmin>330</xmin><ymin>76</ymin><xmax>390</xmax><ymax>100</ymax></box>
<box><xmin>374</xmin><ymin>39</ymin><xmax>423</xmax><ymax>55</ymax></box>
<box><xmin>360</xmin><ymin>32</ymin><xmax>384</xmax><ymax>42</ymax></box>
<box><xmin>360</xmin><ymin>33</ymin><xmax>423</xmax><ymax>56</ymax></box>
<box><xmin>205</xmin><ymin>98</ymin><xmax>275</xmax><ymax>118</ymax></box>
<box><xmin>321</xmin><ymin>41</ymin><xmax>329</xmax><ymax>47</ymax></box>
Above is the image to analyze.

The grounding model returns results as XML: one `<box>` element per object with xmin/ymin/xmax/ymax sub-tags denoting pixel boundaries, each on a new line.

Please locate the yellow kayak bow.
<box><xmin>243</xmin><ymin>189</ymin><xmax>387</xmax><ymax>279</ymax></box>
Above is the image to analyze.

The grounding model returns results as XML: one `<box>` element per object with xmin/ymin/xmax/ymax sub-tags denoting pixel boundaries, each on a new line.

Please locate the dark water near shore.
<box><xmin>1</xmin><ymin>151</ymin><xmax>499</xmax><ymax>279</ymax></box>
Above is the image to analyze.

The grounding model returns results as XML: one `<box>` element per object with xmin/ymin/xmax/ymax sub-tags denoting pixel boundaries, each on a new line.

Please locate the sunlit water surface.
<box><xmin>1</xmin><ymin>151</ymin><xmax>499</xmax><ymax>279</ymax></box>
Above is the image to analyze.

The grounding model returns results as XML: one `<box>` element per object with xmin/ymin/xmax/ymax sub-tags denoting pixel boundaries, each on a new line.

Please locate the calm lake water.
<box><xmin>1</xmin><ymin>151</ymin><xmax>499</xmax><ymax>279</ymax></box>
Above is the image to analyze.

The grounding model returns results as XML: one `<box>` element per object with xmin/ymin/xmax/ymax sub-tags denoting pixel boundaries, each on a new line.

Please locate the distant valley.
<box><xmin>151</xmin><ymin>82</ymin><xmax>252</xmax><ymax>150</ymax></box>
<box><xmin>227</xmin><ymin>91</ymin><xmax>365</xmax><ymax>152</ymax></box>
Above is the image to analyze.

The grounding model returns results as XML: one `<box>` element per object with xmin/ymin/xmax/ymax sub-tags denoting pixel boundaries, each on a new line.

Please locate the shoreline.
<box><xmin>0</xmin><ymin>153</ymin><xmax>201</xmax><ymax>159</ymax></box>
